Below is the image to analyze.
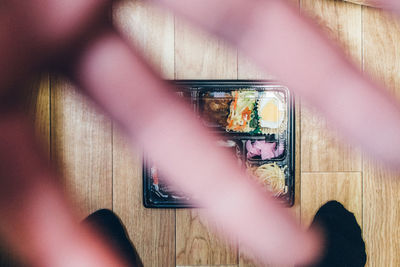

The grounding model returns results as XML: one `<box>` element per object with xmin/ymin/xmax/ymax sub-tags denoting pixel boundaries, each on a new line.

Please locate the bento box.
<box><xmin>143</xmin><ymin>80</ymin><xmax>295</xmax><ymax>208</ymax></box>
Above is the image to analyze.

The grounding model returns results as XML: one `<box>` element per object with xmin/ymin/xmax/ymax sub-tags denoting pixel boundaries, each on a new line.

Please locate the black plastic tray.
<box><xmin>143</xmin><ymin>80</ymin><xmax>295</xmax><ymax>208</ymax></box>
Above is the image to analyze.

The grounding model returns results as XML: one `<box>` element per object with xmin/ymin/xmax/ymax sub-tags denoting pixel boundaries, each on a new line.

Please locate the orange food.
<box><xmin>233</xmin><ymin>92</ymin><xmax>238</xmax><ymax>110</ymax></box>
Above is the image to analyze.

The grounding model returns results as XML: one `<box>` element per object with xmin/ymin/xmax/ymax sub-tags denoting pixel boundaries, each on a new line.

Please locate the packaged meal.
<box><xmin>143</xmin><ymin>81</ymin><xmax>295</xmax><ymax>208</ymax></box>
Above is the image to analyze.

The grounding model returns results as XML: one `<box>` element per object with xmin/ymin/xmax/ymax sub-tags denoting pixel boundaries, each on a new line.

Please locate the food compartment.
<box><xmin>199</xmin><ymin>91</ymin><xmax>233</xmax><ymax>129</ymax></box>
<box><xmin>257</xmin><ymin>91</ymin><xmax>288</xmax><ymax>135</ymax></box>
<box><xmin>199</xmin><ymin>89</ymin><xmax>289</xmax><ymax>136</ymax></box>
<box><xmin>246</xmin><ymin>161</ymin><xmax>291</xmax><ymax>203</ymax></box>
<box><xmin>226</xmin><ymin>90</ymin><xmax>259</xmax><ymax>133</ymax></box>
<box><xmin>143</xmin><ymin>81</ymin><xmax>295</xmax><ymax>208</ymax></box>
<box><xmin>144</xmin><ymin>161</ymin><xmax>192</xmax><ymax>208</ymax></box>
<box><xmin>244</xmin><ymin>139</ymin><xmax>286</xmax><ymax>161</ymax></box>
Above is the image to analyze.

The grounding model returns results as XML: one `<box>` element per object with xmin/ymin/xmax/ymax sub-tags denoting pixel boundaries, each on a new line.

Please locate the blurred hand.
<box><xmin>1</xmin><ymin>0</ymin><xmax>400</xmax><ymax>266</ymax></box>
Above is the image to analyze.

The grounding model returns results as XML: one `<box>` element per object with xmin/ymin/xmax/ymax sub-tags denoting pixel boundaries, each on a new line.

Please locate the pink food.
<box><xmin>246</xmin><ymin>140</ymin><xmax>284</xmax><ymax>160</ymax></box>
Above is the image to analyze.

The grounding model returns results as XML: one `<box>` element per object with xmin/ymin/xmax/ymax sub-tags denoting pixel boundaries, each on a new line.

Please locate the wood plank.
<box><xmin>363</xmin><ymin>7</ymin><xmax>400</xmax><ymax>267</ymax></box>
<box><xmin>51</xmin><ymin>76</ymin><xmax>113</xmax><ymax>217</ymax></box>
<box><xmin>301</xmin><ymin>105</ymin><xmax>362</xmax><ymax>172</ymax></box>
<box><xmin>176</xmin><ymin>209</ymin><xmax>238</xmax><ymax>265</ymax></box>
<box><xmin>301</xmin><ymin>0</ymin><xmax>363</xmax><ymax>62</ymax></box>
<box><xmin>113</xmin><ymin>1</ymin><xmax>176</xmax><ymax>266</ymax></box>
<box><xmin>301</xmin><ymin>172</ymin><xmax>362</xmax><ymax>227</ymax></box>
<box><xmin>113</xmin><ymin>133</ymin><xmax>176</xmax><ymax>267</ymax></box>
<box><xmin>174</xmin><ymin>17</ymin><xmax>238</xmax><ymax>266</ymax></box>
<box><xmin>363</xmin><ymin>160</ymin><xmax>400</xmax><ymax>267</ymax></box>
<box><xmin>363</xmin><ymin>8</ymin><xmax>400</xmax><ymax>98</ymax></box>
<box><xmin>300</xmin><ymin>0</ymin><xmax>362</xmax><ymax>172</ymax></box>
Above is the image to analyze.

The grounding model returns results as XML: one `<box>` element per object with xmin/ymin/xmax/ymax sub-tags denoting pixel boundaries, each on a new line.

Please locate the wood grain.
<box><xmin>301</xmin><ymin>0</ymin><xmax>362</xmax><ymax>62</ymax></box>
<box><xmin>174</xmin><ymin>16</ymin><xmax>238</xmax><ymax>266</ymax></box>
<box><xmin>363</xmin><ymin>8</ymin><xmax>400</xmax><ymax>98</ymax></box>
<box><xmin>363</xmin><ymin>160</ymin><xmax>400</xmax><ymax>267</ymax></box>
<box><xmin>112</xmin><ymin>1</ymin><xmax>176</xmax><ymax>266</ymax></box>
<box><xmin>300</xmin><ymin>0</ymin><xmax>362</xmax><ymax>172</ymax></box>
<box><xmin>301</xmin><ymin>105</ymin><xmax>362</xmax><ymax>172</ymax></box>
<box><xmin>176</xmin><ymin>209</ymin><xmax>238</xmax><ymax>265</ymax></box>
<box><xmin>25</xmin><ymin>74</ymin><xmax>51</xmax><ymax>154</ymax></box>
<box><xmin>301</xmin><ymin>172</ymin><xmax>362</xmax><ymax>226</ymax></box>
<box><xmin>51</xmin><ymin>76</ymin><xmax>113</xmax><ymax>217</ymax></box>
<box><xmin>363</xmin><ymin>7</ymin><xmax>400</xmax><ymax>267</ymax></box>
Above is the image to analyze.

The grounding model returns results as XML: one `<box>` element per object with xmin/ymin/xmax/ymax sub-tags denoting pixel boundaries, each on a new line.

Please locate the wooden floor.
<box><xmin>2</xmin><ymin>0</ymin><xmax>400</xmax><ymax>266</ymax></box>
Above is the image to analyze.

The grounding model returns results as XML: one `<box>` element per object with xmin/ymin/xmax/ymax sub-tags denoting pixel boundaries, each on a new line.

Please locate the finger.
<box><xmin>71</xmin><ymin>30</ymin><xmax>321</xmax><ymax>266</ymax></box>
<box><xmin>148</xmin><ymin>0</ymin><xmax>400</xmax><ymax>168</ymax></box>
<box><xmin>0</xmin><ymin>0</ymin><xmax>114</xmax><ymax>95</ymax></box>
<box><xmin>7</xmin><ymin>0</ymin><xmax>113</xmax><ymax>45</ymax></box>
<box><xmin>0</xmin><ymin>111</ymin><xmax>125</xmax><ymax>267</ymax></box>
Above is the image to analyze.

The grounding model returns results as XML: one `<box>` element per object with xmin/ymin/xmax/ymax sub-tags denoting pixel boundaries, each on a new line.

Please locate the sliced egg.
<box><xmin>258</xmin><ymin>92</ymin><xmax>285</xmax><ymax>129</ymax></box>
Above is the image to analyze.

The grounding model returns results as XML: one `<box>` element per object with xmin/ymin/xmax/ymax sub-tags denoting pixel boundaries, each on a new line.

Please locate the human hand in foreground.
<box><xmin>1</xmin><ymin>0</ymin><xmax>400</xmax><ymax>266</ymax></box>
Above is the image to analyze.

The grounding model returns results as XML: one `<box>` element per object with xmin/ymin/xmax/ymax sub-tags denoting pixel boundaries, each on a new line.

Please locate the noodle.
<box><xmin>252</xmin><ymin>163</ymin><xmax>287</xmax><ymax>196</ymax></box>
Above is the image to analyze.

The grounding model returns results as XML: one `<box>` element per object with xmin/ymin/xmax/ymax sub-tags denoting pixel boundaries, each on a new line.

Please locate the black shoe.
<box><xmin>306</xmin><ymin>201</ymin><xmax>366</xmax><ymax>267</ymax></box>
<box><xmin>83</xmin><ymin>209</ymin><xmax>143</xmax><ymax>267</ymax></box>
